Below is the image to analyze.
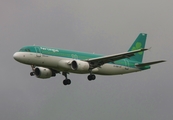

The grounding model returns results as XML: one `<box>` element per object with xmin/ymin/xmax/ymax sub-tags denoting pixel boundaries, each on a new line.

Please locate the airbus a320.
<box><xmin>13</xmin><ymin>33</ymin><xmax>165</xmax><ymax>85</ymax></box>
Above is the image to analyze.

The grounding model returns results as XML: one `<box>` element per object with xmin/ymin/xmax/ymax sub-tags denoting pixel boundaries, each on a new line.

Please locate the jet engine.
<box><xmin>71</xmin><ymin>60</ymin><xmax>90</xmax><ymax>71</ymax></box>
<box><xmin>34</xmin><ymin>67</ymin><xmax>55</xmax><ymax>79</ymax></box>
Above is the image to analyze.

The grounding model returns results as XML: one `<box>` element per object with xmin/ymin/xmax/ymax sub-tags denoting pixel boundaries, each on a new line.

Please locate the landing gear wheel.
<box><xmin>88</xmin><ymin>75</ymin><xmax>96</xmax><ymax>81</ymax></box>
<box><xmin>63</xmin><ymin>79</ymin><xmax>71</xmax><ymax>85</ymax></box>
<box><xmin>92</xmin><ymin>75</ymin><xmax>96</xmax><ymax>80</ymax></box>
<box><xmin>30</xmin><ymin>72</ymin><xmax>35</xmax><ymax>76</ymax></box>
<box><xmin>67</xmin><ymin>79</ymin><xmax>71</xmax><ymax>85</ymax></box>
<box><xmin>87</xmin><ymin>75</ymin><xmax>92</xmax><ymax>81</ymax></box>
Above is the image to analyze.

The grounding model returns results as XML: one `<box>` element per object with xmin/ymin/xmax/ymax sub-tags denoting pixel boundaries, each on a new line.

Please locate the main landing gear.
<box><xmin>62</xmin><ymin>72</ymin><xmax>71</xmax><ymax>86</ymax></box>
<box><xmin>87</xmin><ymin>70</ymin><xmax>96</xmax><ymax>81</ymax></box>
<box><xmin>62</xmin><ymin>72</ymin><xmax>96</xmax><ymax>85</ymax></box>
<box><xmin>87</xmin><ymin>74</ymin><xmax>96</xmax><ymax>81</ymax></box>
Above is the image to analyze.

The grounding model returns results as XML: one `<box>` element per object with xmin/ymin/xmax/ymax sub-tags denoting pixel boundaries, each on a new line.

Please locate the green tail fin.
<box><xmin>128</xmin><ymin>33</ymin><xmax>147</xmax><ymax>62</ymax></box>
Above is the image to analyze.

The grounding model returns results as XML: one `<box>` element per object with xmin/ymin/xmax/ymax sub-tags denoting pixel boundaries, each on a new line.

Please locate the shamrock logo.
<box><xmin>132</xmin><ymin>42</ymin><xmax>143</xmax><ymax>55</ymax></box>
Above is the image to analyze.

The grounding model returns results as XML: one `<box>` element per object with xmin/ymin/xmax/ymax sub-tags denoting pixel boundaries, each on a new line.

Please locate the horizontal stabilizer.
<box><xmin>136</xmin><ymin>60</ymin><xmax>166</xmax><ymax>67</ymax></box>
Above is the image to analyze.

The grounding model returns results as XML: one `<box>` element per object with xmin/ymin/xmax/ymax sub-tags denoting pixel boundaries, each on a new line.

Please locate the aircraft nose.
<box><xmin>13</xmin><ymin>52</ymin><xmax>20</xmax><ymax>61</ymax></box>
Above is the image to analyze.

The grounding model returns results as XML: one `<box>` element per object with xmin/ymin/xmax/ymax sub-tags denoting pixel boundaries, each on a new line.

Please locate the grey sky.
<box><xmin>0</xmin><ymin>0</ymin><xmax>172</xmax><ymax>120</ymax></box>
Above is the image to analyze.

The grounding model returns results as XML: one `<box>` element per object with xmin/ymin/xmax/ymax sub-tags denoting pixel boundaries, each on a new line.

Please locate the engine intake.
<box><xmin>35</xmin><ymin>67</ymin><xmax>55</xmax><ymax>79</ymax></box>
<box><xmin>71</xmin><ymin>60</ymin><xmax>90</xmax><ymax>71</ymax></box>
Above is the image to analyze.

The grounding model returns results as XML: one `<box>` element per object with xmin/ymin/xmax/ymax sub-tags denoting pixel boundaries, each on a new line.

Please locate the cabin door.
<box><xmin>35</xmin><ymin>47</ymin><xmax>42</xmax><ymax>57</ymax></box>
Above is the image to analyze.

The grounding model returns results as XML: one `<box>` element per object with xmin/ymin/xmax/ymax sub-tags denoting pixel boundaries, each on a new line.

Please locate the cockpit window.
<box><xmin>19</xmin><ymin>47</ymin><xmax>31</xmax><ymax>52</ymax></box>
<box><xmin>19</xmin><ymin>48</ymin><xmax>25</xmax><ymax>52</ymax></box>
<box><xmin>25</xmin><ymin>49</ymin><xmax>30</xmax><ymax>52</ymax></box>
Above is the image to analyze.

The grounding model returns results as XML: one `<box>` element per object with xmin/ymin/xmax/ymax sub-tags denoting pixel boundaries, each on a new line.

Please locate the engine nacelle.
<box><xmin>71</xmin><ymin>60</ymin><xmax>90</xmax><ymax>71</ymax></box>
<box><xmin>58</xmin><ymin>60</ymin><xmax>73</xmax><ymax>70</ymax></box>
<box><xmin>34</xmin><ymin>67</ymin><xmax>54</xmax><ymax>79</ymax></box>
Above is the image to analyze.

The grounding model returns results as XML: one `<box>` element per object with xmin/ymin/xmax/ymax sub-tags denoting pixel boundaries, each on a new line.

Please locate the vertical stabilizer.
<box><xmin>128</xmin><ymin>33</ymin><xmax>147</xmax><ymax>62</ymax></box>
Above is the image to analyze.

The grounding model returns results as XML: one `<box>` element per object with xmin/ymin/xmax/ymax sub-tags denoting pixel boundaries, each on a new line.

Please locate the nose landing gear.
<box><xmin>30</xmin><ymin>72</ymin><xmax>35</xmax><ymax>76</ymax></box>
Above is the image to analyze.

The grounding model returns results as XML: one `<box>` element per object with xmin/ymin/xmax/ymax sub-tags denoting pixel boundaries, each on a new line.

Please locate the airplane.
<box><xmin>13</xmin><ymin>33</ymin><xmax>165</xmax><ymax>85</ymax></box>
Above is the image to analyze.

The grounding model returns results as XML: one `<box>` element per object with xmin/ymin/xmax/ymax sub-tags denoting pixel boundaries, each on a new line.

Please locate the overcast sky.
<box><xmin>0</xmin><ymin>0</ymin><xmax>172</xmax><ymax>120</ymax></box>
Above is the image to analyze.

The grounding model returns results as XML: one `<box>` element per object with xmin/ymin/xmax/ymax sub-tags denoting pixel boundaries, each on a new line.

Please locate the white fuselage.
<box><xmin>13</xmin><ymin>52</ymin><xmax>141</xmax><ymax>75</ymax></box>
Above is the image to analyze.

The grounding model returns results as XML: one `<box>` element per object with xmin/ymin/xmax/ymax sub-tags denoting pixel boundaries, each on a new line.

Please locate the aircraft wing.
<box><xmin>86</xmin><ymin>48</ymin><xmax>148</xmax><ymax>68</ymax></box>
